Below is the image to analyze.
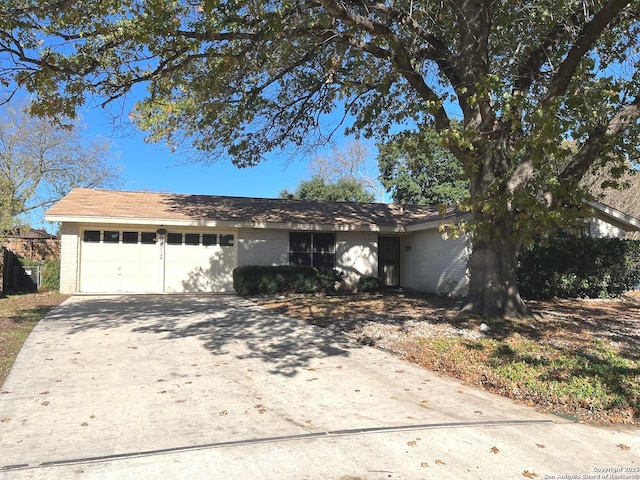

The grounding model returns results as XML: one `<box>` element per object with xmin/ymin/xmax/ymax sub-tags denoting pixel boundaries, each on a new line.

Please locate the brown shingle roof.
<box><xmin>45</xmin><ymin>188</ymin><xmax>465</xmax><ymax>229</ymax></box>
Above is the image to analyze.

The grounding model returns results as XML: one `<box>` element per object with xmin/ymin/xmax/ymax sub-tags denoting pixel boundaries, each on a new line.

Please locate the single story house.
<box><xmin>45</xmin><ymin>188</ymin><xmax>472</xmax><ymax>295</ymax></box>
<box><xmin>45</xmin><ymin>189</ymin><xmax>640</xmax><ymax>296</ymax></box>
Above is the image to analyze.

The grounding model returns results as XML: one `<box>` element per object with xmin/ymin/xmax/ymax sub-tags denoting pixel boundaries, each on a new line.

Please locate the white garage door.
<box><xmin>164</xmin><ymin>232</ymin><xmax>235</xmax><ymax>293</ymax></box>
<box><xmin>79</xmin><ymin>229</ymin><xmax>235</xmax><ymax>293</ymax></box>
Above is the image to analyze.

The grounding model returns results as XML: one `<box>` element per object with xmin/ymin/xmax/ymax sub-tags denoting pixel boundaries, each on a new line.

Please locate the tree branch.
<box><xmin>560</xmin><ymin>97</ymin><xmax>640</xmax><ymax>183</ymax></box>
<box><xmin>543</xmin><ymin>0</ymin><xmax>633</xmax><ymax>105</ymax></box>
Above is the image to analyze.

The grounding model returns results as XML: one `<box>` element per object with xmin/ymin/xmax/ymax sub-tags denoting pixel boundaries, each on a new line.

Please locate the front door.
<box><xmin>378</xmin><ymin>236</ymin><xmax>401</xmax><ymax>287</ymax></box>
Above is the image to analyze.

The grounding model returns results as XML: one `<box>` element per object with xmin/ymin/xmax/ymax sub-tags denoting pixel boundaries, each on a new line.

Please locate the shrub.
<box><xmin>233</xmin><ymin>265</ymin><xmax>343</xmax><ymax>296</ymax></box>
<box><xmin>316</xmin><ymin>269</ymin><xmax>345</xmax><ymax>293</ymax></box>
<box><xmin>517</xmin><ymin>238</ymin><xmax>640</xmax><ymax>299</ymax></box>
<box><xmin>41</xmin><ymin>258</ymin><xmax>61</xmax><ymax>291</ymax></box>
<box><xmin>358</xmin><ymin>276</ymin><xmax>382</xmax><ymax>293</ymax></box>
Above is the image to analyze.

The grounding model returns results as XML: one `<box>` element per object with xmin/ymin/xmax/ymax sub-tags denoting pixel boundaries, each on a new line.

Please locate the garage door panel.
<box><xmin>80</xmin><ymin>235</ymin><xmax>159</xmax><ymax>293</ymax></box>
<box><xmin>164</xmin><ymin>244</ymin><xmax>235</xmax><ymax>293</ymax></box>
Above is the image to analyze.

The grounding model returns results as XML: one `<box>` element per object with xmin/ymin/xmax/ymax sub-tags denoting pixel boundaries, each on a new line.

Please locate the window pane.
<box><xmin>122</xmin><ymin>231</ymin><xmax>138</xmax><ymax>244</ymax></box>
<box><xmin>185</xmin><ymin>233</ymin><xmax>200</xmax><ymax>245</ymax></box>
<box><xmin>290</xmin><ymin>232</ymin><xmax>311</xmax><ymax>252</ymax></box>
<box><xmin>103</xmin><ymin>231</ymin><xmax>119</xmax><ymax>243</ymax></box>
<box><xmin>313</xmin><ymin>233</ymin><xmax>335</xmax><ymax>254</ymax></box>
<box><xmin>313</xmin><ymin>253</ymin><xmax>336</xmax><ymax>271</ymax></box>
<box><xmin>202</xmin><ymin>234</ymin><xmax>217</xmax><ymax>246</ymax></box>
<box><xmin>290</xmin><ymin>252</ymin><xmax>311</xmax><ymax>266</ymax></box>
<box><xmin>167</xmin><ymin>233</ymin><xmax>182</xmax><ymax>245</ymax></box>
<box><xmin>141</xmin><ymin>232</ymin><xmax>156</xmax><ymax>244</ymax></box>
<box><xmin>220</xmin><ymin>234</ymin><xmax>234</xmax><ymax>247</ymax></box>
<box><xmin>83</xmin><ymin>230</ymin><xmax>100</xmax><ymax>242</ymax></box>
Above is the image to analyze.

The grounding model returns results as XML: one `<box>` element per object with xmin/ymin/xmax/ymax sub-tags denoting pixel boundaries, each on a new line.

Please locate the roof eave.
<box><xmin>586</xmin><ymin>201</ymin><xmax>640</xmax><ymax>232</ymax></box>
<box><xmin>405</xmin><ymin>213</ymin><xmax>472</xmax><ymax>232</ymax></box>
<box><xmin>44</xmin><ymin>214</ymin><xmax>404</xmax><ymax>233</ymax></box>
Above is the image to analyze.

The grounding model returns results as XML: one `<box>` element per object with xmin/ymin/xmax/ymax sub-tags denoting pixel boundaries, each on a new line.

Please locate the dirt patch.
<box><xmin>255</xmin><ymin>292</ymin><xmax>640</xmax><ymax>425</ymax></box>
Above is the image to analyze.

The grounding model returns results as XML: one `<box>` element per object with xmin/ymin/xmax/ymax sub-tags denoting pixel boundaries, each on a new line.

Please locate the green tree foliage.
<box><xmin>0</xmin><ymin>101</ymin><xmax>122</xmax><ymax>229</ymax></box>
<box><xmin>2</xmin><ymin>1</ymin><xmax>639</xmax><ymax>317</ymax></box>
<box><xmin>378</xmin><ymin>130</ymin><xmax>469</xmax><ymax>205</ymax></box>
<box><xmin>280</xmin><ymin>175</ymin><xmax>375</xmax><ymax>203</ymax></box>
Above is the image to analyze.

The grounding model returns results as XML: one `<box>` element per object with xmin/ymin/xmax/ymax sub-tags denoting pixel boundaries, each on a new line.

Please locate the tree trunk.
<box><xmin>462</xmin><ymin>225</ymin><xmax>531</xmax><ymax>319</ymax></box>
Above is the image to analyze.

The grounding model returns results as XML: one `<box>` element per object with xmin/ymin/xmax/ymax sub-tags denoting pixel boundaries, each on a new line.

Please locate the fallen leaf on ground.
<box><xmin>523</xmin><ymin>471</ymin><xmax>539</xmax><ymax>478</ymax></box>
<box><xmin>40</xmin><ymin>391</ymin><xmax>49</xmax><ymax>395</ymax></box>
<box><xmin>1</xmin><ymin>418</ymin><xmax>10</xmax><ymax>422</ymax></box>
<box><xmin>420</xmin><ymin>462</ymin><xmax>429</xmax><ymax>467</ymax></box>
<box><xmin>407</xmin><ymin>440</ymin><xmax>417</xmax><ymax>447</ymax></box>
<box><xmin>490</xmin><ymin>446</ymin><xmax>500</xmax><ymax>454</ymax></box>
<box><xmin>41</xmin><ymin>401</ymin><xmax>50</xmax><ymax>406</ymax></box>
<box><xmin>435</xmin><ymin>459</ymin><xmax>446</xmax><ymax>465</ymax></box>
<box><xmin>81</xmin><ymin>422</ymin><xmax>88</xmax><ymax>426</ymax></box>
<box><xmin>617</xmin><ymin>444</ymin><xmax>631</xmax><ymax>450</ymax></box>
<box><xmin>536</xmin><ymin>444</ymin><xmax>546</xmax><ymax>449</ymax></box>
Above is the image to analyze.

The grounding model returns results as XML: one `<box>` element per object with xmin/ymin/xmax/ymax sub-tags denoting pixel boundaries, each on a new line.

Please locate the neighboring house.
<box><xmin>1</xmin><ymin>227</ymin><xmax>60</xmax><ymax>261</ymax></box>
<box><xmin>585</xmin><ymin>201</ymin><xmax>640</xmax><ymax>238</ymax></box>
<box><xmin>44</xmin><ymin>189</ymin><xmax>640</xmax><ymax>297</ymax></box>
<box><xmin>44</xmin><ymin>188</ymin><xmax>472</xmax><ymax>296</ymax></box>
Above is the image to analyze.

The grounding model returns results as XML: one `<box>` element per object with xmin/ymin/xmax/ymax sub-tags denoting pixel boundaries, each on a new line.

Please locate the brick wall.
<box><xmin>58</xmin><ymin>224</ymin><xmax>79</xmax><ymax>294</ymax></box>
<box><xmin>336</xmin><ymin>231</ymin><xmax>378</xmax><ymax>289</ymax></box>
<box><xmin>404</xmin><ymin>229</ymin><xmax>470</xmax><ymax>296</ymax></box>
<box><xmin>236</xmin><ymin>228</ymin><xmax>289</xmax><ymax>266</ymax></box>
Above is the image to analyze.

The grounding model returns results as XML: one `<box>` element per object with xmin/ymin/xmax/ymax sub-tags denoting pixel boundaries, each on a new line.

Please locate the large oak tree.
<box><xmin>2</xmin><ymin>0</ymin><xmax>639</xmax><ymax>317</ymax></box>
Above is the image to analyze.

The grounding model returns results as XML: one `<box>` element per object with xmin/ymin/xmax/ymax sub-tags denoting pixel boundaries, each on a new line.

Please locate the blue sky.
<box><xmin>87</xmin><ymin>110</ymin><xmax>323</xmax><ymax>198</ymax></box>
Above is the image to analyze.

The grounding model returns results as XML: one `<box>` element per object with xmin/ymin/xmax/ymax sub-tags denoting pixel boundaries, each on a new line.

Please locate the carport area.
<box><xmin>0</xmin><ymin>295</ymin><xmax>637</xmax><ymax>479</ymax></box>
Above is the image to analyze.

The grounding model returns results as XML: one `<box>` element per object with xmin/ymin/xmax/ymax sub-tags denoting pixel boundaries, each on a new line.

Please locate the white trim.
<box><xmin>44</xmin><ymin>215</ymin><xmax>407</xmax><ymax>233</ymax></box>
<box><xmin>405</xmin><ymin>213</ymin><xmax>472</xmax><ymax>232</ymax></box>
<box><xmin>586</xmin><ymin>201</ymin><xmax>640</xmax><ymax>231</ymax></box>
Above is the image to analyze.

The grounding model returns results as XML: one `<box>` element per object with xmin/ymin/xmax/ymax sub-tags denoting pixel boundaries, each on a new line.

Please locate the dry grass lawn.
<box><xmin>255</xmin><ymin>292</ymin><xmax>640</xmax><ymax>425</ymax></box>
<box><xmin>0</xmin><ymin>291</ymin><xmax>69</xmax><ymax>387</ymax></box>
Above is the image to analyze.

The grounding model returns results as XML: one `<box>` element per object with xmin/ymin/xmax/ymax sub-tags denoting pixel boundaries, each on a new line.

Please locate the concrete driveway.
<box><xmin>0</xmin><ymin>295</ymin><xmax>637</xmax><ymax>479</ymax></box>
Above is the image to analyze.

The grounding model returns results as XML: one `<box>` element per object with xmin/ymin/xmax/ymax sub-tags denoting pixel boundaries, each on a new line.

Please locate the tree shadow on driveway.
<box><xmin>45</xmin><ymin>294</ymin><xmax>358</xmax><ymax>377</ymax></box>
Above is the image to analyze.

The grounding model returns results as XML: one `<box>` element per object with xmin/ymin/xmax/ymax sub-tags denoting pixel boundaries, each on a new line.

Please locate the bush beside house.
<box><xmin>233</xmin><ymin>265</ymin><xmax>344</xmax><ymax>296</ymax></box>
<box><xmin>518</xmin><ymin>237</ymin><xmax>640</xmax><ymax>299</ymax></box>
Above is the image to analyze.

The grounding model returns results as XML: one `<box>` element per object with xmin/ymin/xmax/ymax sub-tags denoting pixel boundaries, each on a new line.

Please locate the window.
<box><xmin>167</xmin><ymin>233</ymin><xmax>182</xmax><ymax>245</ymax></box>
<box><xmin>220</xmin><ymin>234</ymin><xmax>234</xmax><ymax>247</ymax></box>
<box><xmin>141</xmin><ymin>232</ymin><xmax>156</xmax><ymax>244</ymax></box>
<box><xmin>83</xmin><ymin>230</ymin><xmax>100</xmax><ymax>242</ymax></box>
<box><xmin>289</xmin><ymin>232</ymin><xmax>335</xmax><ymax>270</ymax></box>
<box><xmin>103</xmin><ymin>231</ymin><xmax>119</xmax><ymax>243</ymax></box>
<box><xmin>184</xmin><ymin>233</ymin><xmax>200</xmax><ymax>245</ymax></box>
<box><xmin>122</xmin><ymin>231</ymin><xmax>138</xmax><ymax>244</ymax></box>
<box><xmin>202</xmin><ymin>234</ymin><xmax>217</xmax><ymax>246</ymax></box>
